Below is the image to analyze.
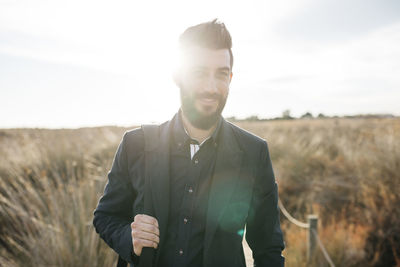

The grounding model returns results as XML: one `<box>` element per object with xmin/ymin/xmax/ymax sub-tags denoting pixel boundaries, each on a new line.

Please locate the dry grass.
<box><xmin>280</xmin><ymin>217</ymin><xmax>370</xmax><ymax>267</ymax></box>
<box><xmin>0</xmin><ymin>127</ymin><xmax>128</xmax><ymax>266</ymax></box>
<box><xmin>0</xmin><ymin>117</ymin><xmax>399</xmax><ymax>266</ymax></box>
<box><xmin>238</xmin><ymin>117</ymin><xmax>400</xmax><ymax>266</ymax></box>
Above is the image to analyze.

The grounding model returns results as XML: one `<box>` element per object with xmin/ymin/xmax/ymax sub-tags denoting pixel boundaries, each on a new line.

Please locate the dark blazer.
<box><xmin>93</xmin><ymin>113</ymin><xmax>285</xmax><ymax>267</ymax></box>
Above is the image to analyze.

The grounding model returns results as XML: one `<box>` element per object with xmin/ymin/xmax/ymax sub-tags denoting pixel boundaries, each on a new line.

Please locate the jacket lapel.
<box><xmin>203</xmin><ymin>119</ymin><xmax>244</xmax><ymax>258</ymax></box>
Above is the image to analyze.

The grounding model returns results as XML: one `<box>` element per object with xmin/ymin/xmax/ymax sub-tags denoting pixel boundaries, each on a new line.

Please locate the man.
<box><xmin>93</xmin><ymin>19</ymin><xmax>285</xmax><ymax>267</ymax></box>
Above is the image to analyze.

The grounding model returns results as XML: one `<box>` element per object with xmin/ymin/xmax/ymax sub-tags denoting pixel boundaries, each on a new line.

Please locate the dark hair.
<box><xmin>179</xmin><ymin>18</ymin><xmax>233</xmax><ymax>69</ymax></box>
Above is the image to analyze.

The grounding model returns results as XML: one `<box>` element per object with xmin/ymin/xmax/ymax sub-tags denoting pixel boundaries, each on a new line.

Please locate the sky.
<box><xmin>1</xmin><ymin>0</ymin><xmax>399</xmax><ymax>128</ymax></box>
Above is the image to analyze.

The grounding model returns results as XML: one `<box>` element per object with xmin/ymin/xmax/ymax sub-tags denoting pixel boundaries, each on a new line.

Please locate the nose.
<box><xmin>203</xmin><ymin>76</ymin><xmax>218</xmax><ymax>94</ymax></box>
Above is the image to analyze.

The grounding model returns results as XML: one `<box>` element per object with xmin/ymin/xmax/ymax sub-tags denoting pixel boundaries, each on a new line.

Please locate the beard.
<box><xmin>180</xmin><ymin>87</ymin><xmax>227</xmax><ymax>130</ymax></box>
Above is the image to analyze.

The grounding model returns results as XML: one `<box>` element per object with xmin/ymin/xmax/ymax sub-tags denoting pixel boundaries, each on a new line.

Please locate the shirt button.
<box><xmin>188</xmin><ymin>187</ymin><xmax>193</xmax><ymax>193</ymax></box>
<box><xmin>183</xmin><ymin>218</ymin><xmax>188</xmax><ymax>224</ymax></box>
<box><xmin>194</xmin><ymin>159</ymin><xmax>199</xmax><ymax>164</ymax></box>
<box><xmin>179</xmin><ymin>249</ymin><xmax>184</xmax><ymax>255</ymax></box>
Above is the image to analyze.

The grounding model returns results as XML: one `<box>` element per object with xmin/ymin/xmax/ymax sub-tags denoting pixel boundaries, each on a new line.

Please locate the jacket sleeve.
<box><xmin>92</xmin><ymin>131</ymin><xmax>139</xmax><ymax>265</ymax></box>
<box><xmin>245</xmin><ymin>140</ymin><xmax>285</xmax><ymax>267</ymax></box>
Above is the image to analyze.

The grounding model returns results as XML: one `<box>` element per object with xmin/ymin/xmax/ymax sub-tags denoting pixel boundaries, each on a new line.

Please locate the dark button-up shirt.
<box><xmin>157</xmin><ymin>109</ymin><xmax>222</xmax><ymax>267</ymax></box>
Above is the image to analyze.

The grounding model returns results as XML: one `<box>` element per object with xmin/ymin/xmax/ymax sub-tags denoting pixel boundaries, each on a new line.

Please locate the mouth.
<box><xmin>197</xmin><ymin>96</ymin><xmax>218</xmax><ymax>105</ymax></box>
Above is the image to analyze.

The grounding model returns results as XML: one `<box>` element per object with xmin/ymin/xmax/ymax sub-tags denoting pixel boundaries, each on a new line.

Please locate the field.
<box><xmin>0</xmin><ymin>118</ymin><xmax>399</xmax><ymax>266</ymax></box>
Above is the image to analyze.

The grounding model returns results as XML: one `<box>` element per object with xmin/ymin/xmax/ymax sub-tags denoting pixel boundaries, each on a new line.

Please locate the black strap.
<box><xmin>116</xmin><ymin>125</ymin><xmax>160</xmax><ymax>267</ymax></box>
<box><xmin>138</xmin><ymin>125</ymin><xmax>160</xmax><ymax>267</ymax></box>
<box><xmin>117</xmin><ymin>255</ymin><xmax>128</xmax><ymax>267</ymax></box>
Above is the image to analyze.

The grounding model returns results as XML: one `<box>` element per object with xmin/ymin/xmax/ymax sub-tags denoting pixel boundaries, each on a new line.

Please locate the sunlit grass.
<box><xmin>1</xmin><ymin>117</ymin><xmax>399</xmax><ymax>266</ymax></box>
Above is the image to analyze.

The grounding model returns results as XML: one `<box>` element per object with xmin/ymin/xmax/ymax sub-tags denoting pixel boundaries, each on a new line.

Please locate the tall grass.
<box><xmin>0</xmin><ymin>127</ymin><xmax>127</xmax><ymax>266</ymax></box>
<box><xmin>240</xmin><ymin>118</ymin><xmax>400</xmax><ymax>266</ymax></box>
<box><xmin>0</xmin><ymin>118</ymin><xmax>399</xmax><ymax>266</ymax></box>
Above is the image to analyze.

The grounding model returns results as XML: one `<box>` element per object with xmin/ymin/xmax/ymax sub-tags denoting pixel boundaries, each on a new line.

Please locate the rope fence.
<box><xmin>311</xmin><ymin>229</ymin><xmax>336</xmax><ymax>267</ymax></box>
<box><xmin>278</xmin><ymin>198</ymin><xmax>335</xmax><ymax>267</ymax></box>
<box><xmin>278</xmin><ymin>199</ymin><xmax>309</xmax><ymax>228</ymax></box>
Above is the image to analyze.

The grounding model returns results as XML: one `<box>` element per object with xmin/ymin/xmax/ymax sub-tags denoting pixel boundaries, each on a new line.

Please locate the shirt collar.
<box><xmin>172</xmin><ymin>108</ymin><xmax>222</xmax><ymax>147</ymax></box>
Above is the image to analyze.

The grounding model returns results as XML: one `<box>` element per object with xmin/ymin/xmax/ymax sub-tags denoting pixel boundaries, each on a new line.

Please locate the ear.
<box><xmin>229</xmin><ymin>72</ymin><xmax>233</xmax><ymax>83</ymax></box>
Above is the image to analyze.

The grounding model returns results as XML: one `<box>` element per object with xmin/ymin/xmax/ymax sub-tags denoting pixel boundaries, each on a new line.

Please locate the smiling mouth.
<box><xmin>197</xmin><ymin>95</ymin><xmax>219</xmax><ymax>104</ymax></box>
<box><xmin>199</xmin><ymin>97</ymin><xmax>217</xmax><ymax>102</ymax></box>
<box><xmin>198</xmin><ymin>98</ymin><xmax>218</xmax><ymax>108</ymax></box>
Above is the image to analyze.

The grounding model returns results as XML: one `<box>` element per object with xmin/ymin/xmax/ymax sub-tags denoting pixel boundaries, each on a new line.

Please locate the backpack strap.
<box><xmin>139</xmin><ymin>124</ymin><xmax>160</xmax><ymax>267</ymax></box>
<box><xmin>116</xmin><ymin>125</ymin><xmax>160</xmax><ymax>267</ymax></box>
<box><xmin>141</xmin><ymin>124</ymin><xmax>160</xmax><ymax>152</ymax></box>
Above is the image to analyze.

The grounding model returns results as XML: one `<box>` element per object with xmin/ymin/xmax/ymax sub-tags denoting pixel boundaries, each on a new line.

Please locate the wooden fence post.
<box><xmin>307</xmin><ymin>215</ymin><xmax>318</xmax><ymax>262</ymax></box>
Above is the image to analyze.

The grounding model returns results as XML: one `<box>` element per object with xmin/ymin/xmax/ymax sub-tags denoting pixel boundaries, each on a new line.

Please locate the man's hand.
<box><xmin>131</xmin><ymin>214</ymin><xmax>160</xmax><ymax>256</ymax></box>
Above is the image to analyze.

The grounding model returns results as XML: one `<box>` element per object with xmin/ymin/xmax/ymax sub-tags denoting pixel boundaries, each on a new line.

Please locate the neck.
<box><xmin>180</xmin><ymin>110</ymin><xmax>218</xmax><ymax>144</ymax></box>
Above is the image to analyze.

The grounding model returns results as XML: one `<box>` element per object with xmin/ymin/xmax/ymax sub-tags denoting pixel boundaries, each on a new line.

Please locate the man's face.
<box><xmin>175</xmin><ymin>46</ymin><xmax>232</xmax><ymax>130</ymax></box>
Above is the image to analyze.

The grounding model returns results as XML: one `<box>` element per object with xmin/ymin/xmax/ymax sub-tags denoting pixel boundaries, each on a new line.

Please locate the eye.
<box><xmin>216</xmin><ymin>72</ymin><xmax>229</xmax><ymax>80</ymax></box>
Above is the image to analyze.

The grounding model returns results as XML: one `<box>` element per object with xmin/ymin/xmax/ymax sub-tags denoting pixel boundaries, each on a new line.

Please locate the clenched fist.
<box><xmin>131</xmin><ymin>214</ymin><xmax>160</xmax><ymax>256</ymax></box>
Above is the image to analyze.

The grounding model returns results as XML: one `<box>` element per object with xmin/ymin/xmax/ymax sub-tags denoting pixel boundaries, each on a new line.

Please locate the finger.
<box><xmin>133</xmin><ymin>237</ymin><xmax>158</xmax><ymax>249</ymax></box>
<box><xmin>132</xmin><ymin>229</ymin><xmax>160</xmax><ymax>244</ymax></box>
<box><xmin>134</xmin><ymin>222</ymin><xmax>160</xmax><ymax>236</ymax></box>
<box><xmin>133</xmin><ymin>245</ymin><xmax>142</xmax><ymax>257</ymax></box>
<box><xmin>136</xmin><ymin>214</ymin><xmax>159</xmax><ymax>227</ymax></box>
<box><xmin>131</xmin><ymin>220</ymin><xmax>159</xmax><ymax>236</ymax></box>
<box><xmin>131</xmin><ymin>220</ymin><xmax>159</xmax><ymax>233</ymax></box>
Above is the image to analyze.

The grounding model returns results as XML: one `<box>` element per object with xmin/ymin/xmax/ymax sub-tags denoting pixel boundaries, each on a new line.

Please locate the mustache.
<box><xmin>195</xmin><ymin>92</ymin><xmax>220</xmax><ymax>100</ymax></box>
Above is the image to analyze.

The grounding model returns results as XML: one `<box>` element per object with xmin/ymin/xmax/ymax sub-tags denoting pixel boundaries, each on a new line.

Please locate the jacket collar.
<box><xmin>172</xmin><ymin>108</ymin><xmax>223</xmax><ymax>148</ymax></box>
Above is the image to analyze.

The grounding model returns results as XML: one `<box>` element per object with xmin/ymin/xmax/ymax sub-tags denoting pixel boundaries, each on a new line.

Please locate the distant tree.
<box><xmin>317</xmin><ymin>113</ymin><xmax>326</xmax><ymax>118</ymax></box>
<box><xmin>282</xmin><ymin>109</ymin><xmax>293</xmax><ymax>120</ymax></box>
<box><xmin>245</xmin><ymin>115</ymin><xmax>260</xmax><ymax>121</ymax></box>
<box><xmin>301</xmin><ymin>112</ymin><xmax>313</xmax><ymax>119</ymax></box>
